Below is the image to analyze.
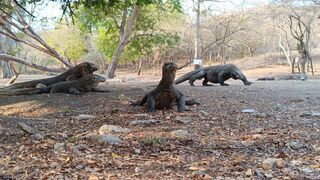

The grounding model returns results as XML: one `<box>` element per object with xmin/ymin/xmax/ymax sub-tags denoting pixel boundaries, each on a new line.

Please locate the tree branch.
<box><xmin>0</xmin><ymin>54</ymin><xmax>63</xmax><ymax>73</ymax></box>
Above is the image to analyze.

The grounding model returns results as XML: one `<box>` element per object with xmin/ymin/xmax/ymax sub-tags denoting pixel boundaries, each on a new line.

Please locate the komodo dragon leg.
<box><xmin>68</xmin><ymin>87</ymin><xmax>83</xmax><ymax>95</ymax></box>
<box><xmin>189</xmin><ymin>70</ymin><xmax>205</xmax><ymax>86</ymax></box>
<box><xmin>176</xmin><ymin>90</ymin><xmax>185</xmax><ymax>112</ymax></box>
<box><xmin>147</xmin><ymin>95</ymin><xmax>156</xmax><ymax>113</ymax></box>
<box><xmin>218</xmin><ymin>71</ymin><xmax>229</xmax><ymax>86</ymax></box>
<box><xmin>202</xmin><ymin>77</ymin><xmax>212</xmax><ymax>86</ymax></box>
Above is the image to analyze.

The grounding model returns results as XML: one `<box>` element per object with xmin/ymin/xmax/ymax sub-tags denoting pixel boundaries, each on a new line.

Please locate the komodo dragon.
<box><xmin>175</xmin><ymin>64</ymin><xmax>252</xmax><ymax>86</ymax></box>
<box><xmin>0</xmin><ymin>62</ymin><xmax>98</xmax><ymax>91</ymax></box>
<box><xmin>0</xmin><ymin>74</ymin><xmax>107</xmax><ymax>96</ymax></box>
<box><xmin>133</xmin><ymin>62</ymin><xmax>199</xmax><ymax>113</ymax></box>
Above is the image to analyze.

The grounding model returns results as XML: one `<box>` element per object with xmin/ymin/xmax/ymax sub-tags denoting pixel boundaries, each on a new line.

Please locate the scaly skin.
<box><xmin>0</xmin><ymin>74</ymin><xmax>107</xmax><ymax>96</ymax></box>
<box><xmin>175</xmin><ymin>64</ymin><xmax>252</xmax><ymax>86</ymax></box>
<box><xmin>137</xmin><ymin>62</ymin><xmax>185</xmax><ymax>113</ymax></box>
<box><xmin>0</xmin><ymin>62</ymin><xmax>98</xmax><ymax>91</ymax></box>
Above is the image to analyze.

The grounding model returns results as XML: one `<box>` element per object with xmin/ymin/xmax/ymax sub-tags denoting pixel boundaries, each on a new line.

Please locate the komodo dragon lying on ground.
<box><xmin>133</xmin><ymin>62</ymin><xmax>199</xmax><ymax>113</ymax></box>
<box><xmin>175</xmin><ymin>64</ymin><xmax>252</xmax><ymax>86</ymax></box>
<box><xmin>0</xmin><ymin>62</ymin><xmax>98</xmax><ymax>91</ymax></box>
<box><xmin>0</xmin><ymin>74</ymin><xmax>107</xmax><ymax>96</ymax></box>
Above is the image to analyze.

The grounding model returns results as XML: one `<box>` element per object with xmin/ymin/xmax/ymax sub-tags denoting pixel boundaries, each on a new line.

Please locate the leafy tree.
<box><xmin>42</xmin><ymin>23</ymin><xmax>88</xmax><ymax>64</ymax></box>
<box><xmin>76</xmin><ymin>0</ymin><xmax>182</xmax><ymax>78</ymax></box>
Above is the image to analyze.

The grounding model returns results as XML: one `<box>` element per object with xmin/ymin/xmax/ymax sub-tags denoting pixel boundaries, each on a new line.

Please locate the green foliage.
<box><xmin>76</xmin><ymin>0</ymin><xmax>182</xmax><ymax>64</ymax></box>
<box><xmin>42</xmin><ymin>23</ymin><xmax>88</xmax><ymax>64</ymax></box>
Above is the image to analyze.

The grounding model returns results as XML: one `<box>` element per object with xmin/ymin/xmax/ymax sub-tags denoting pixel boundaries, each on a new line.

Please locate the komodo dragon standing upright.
<box><xmin>175</xmin><ymin>64</ymin><xmax>252</xmax><ymax>86</ymax></box>
<box><xmin>134</xmin><ymin>62</ymin><xmax>186</xmax><ymax>113</ymax></box>
<box><xmin>0</xmin><ymin>74</ymin><xmax>107</xmax><ymax>96</ymax></box>
<box><xmin>0</xmin><ymin>62</ymin><xmax>98</xmax><ymax>91</ymax></box>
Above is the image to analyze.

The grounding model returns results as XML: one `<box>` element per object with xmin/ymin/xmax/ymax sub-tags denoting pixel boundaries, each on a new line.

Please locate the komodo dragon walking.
<box><xmin>175</xmin><ymin>64</ymin><xmax>252</xmax><ymax>86</ymax></box>
<box><xmin>0</xmin><ymin>74</ymin><xmax>107</xmax><ymax>96</ymax></box>
<box><xmin>0</xmin><ymin>62</ymin><xmax>98</xmax><ymax>91</ymax></box>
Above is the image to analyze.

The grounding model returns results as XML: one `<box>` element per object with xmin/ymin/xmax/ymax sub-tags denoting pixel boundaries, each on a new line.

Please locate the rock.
<box><xmin>171</xmin><ymin>129</ymin><xmax>192</xmax><ymax>139</ymax></box>
<box><xmin>289</xmin><ymin>160</ymin><xmax>303</xmax><ymax>166</ymax></box>
<box><xmin>312</xmin><ymin>112</ymin><xmax>320</xmax><ymax>116</ymax></box>
<box><xmin>50</xmin><ymin>162</ymin><xmax>60</xmax><ymax>168</ymax></box>
<box><xmin>242</xmin><ymin>109</ymin><xmax>255</xmax><ymax>113</ymax></box>
<box><xmin>76</xmin><ymin>164</ymin><xmax>85</xmax><ymax>170</ymax></box>
<box><xmin>262</xmin><ymin>158</ymin><xmax>283</xmax><ymax>170</ymax></box>
<box><xmin>98</xmin><ymin>125</ymin><xmax>130</xmax><ymax>135</ymax></box>
<box><xmin>31</xmin><ymin>133</ymin><xmax>45</xmax><ymax>140</ymax></box>
<box><xmin>72</xmin><ymin>144</ymin><xmax>88</xmax><ymax>154</ymax></box>
<box><xmin>175</xmin><ymin>116</ymin><xmax>191</xmax><ymax>124</ymax></box>
<box><xmin>253</xmin><ymin>128</ymin><xmax>264</xmax><ymax>134</ymax></box>
<box><xmin>301</xmin><ymin>167</ymin><xmax>315</xmax><ymax>173</ymax></box>
<box><xmin>288</xmin><ymin>141</ymin><xmax>304</xmax><ymax>150</ymax></box>
<box><xmin>200</xmin><ymin>110</ymin><xmax>209</xmax><ymax>116</ymax></box>
<box><xmin>0</xmin><ymin>126</ymin><xmax>9</xmax><ymax>135</ymax></box>
<box><xmin>133</xmin><ymin>114</ymin><xmax>148</xmax><ymax>117</ymax></box>
<box><xmin>253</xmin><ymin>113</ymin><xmax>269</xmax><ymax>118</ymax></box>
<box><xmin>129</xmin><ymin>119</ymin><xmax>159</xmax><ymax>126</ymax></box>
<box><xmin>126</xmin><ymin>77</ymin><xmax>135</xmax><ymax>81</ymax></box>
<box><xmin>245</xmin><ymin>169</ymin><xmax>254</xmax><ymax>177</ymax></box>
<box><xmin>54</xmin><ymin>142</ymin><xmax>66</xmax><ymax>151</ymax></box>
<box><xmin>76</xmin><ymin>114</ymin><xmax>96</xmax><ymax>120</ymax></box>
<box><xmin>134</xmin><ymin>167</ymin><xmax>141</xmax><ymax>173</ymax></box>
<box><xmin>95</xmin><ymin>135</ymin><xmax>122</xmax><ymax>145</ymax></box>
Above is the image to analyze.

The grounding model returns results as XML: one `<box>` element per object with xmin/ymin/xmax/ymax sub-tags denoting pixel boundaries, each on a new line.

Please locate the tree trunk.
<box><xmin>1</xmin><ymin>61</ymin><xmax>13</xmax><ymax>78</ymax></box>
<box><xmin>106</xmin><ymin>6</ymin><xmax>138</xmax><ymax>79</ymax></box>
<box><xmin>137</xmin><ymin>58</ymin><xmax>142</xmax><ymax>75</ymax></box>
<box><xmin>194</xmin><ymin>0</ymin><xmax>201</xmax><ymax>70</ymax></box>
<box><xmin>106</xmin><ymin>40</ymin><xmax>127</xmax><ymax>78</ymax></box>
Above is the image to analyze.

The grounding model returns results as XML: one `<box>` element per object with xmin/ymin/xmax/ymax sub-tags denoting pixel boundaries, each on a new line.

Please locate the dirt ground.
<box><xmin>1</xmin><ymin>64</ymin><xmax>320</xmax><ymax>179</ymax></box>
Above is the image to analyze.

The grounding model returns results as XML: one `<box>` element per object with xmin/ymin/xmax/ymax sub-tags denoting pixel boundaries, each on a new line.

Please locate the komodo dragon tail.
<box><xmin>174</xmin><ymin>69</ymin><xmax>202</xmax><ymax>85</ymax></box>
<box><xmin>0</xmin><ymin>87</ymin><xmax>50</xmax><ymax>96</ymax></box>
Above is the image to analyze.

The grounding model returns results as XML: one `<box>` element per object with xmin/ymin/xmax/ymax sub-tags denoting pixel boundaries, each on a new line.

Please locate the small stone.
<box><xmin>262</xmin><ymin>158</ymin><xmax>283</xmax><ymax>170</ymax></box>
<box><xmin>98</xmin><ymin>125</ymin><xmax>130</xmax><ymax>135</ymax></box>
<box><xmin>242</xmin><ymin>109</ymin><xmax>255</xmax><ymax>113</ymax></box>
<box><xmin>253</xmin><ymin>113</ymin><xmax>269</xmax><ymax>118</ymax></box>
<box><xmin>301</xmin><ymin>167</ymin><xmax>314</xmax><ymax>173</ymax></box>
<box><xmin>171</xmin><ymin>129</ymin><xmax>192</xmax><ymax>139</ymax></box>
<box><xmin>191</xmin><ymin>170</ymin><xmax>207</xmax><ymax>175</ymax></box>
<box><xmin>245</xmin><ymin>169</ymin><xmax>254</xmax><ymax>176</ymax></box>
<box><xmin>0</xmin><ymin>126</ymin><xmax>9</xmax><ymax>135</ymax></box>
<box><xmin>265</xmin><ymin>173</ymin><xmax>274</xmax><ymax>178</ymax></box>
<box><xmin>200</xmin><ymin>110</ymin><xmax>208</xmax><ymax>116</ymax></box>
<box><xmin>76</xmin><ymin>164</ymin><xmax>85</xmax><ymax>170</ymax></box>
<box><xmin>311</xmin><ymin>112</ymin><xmax>320</xmax><ymax>116</ymax></box>
<box><xmin>288</xmin><ymin>141</ymin><xmax>304</xmax><ymax>150</ymax></box>
<box><xmin>31</xmin><ymin>133</ymin><xmax>45</xmax><ymax>140</ymax></box>
<box><xmin>134</xmin><ymin>167</ymin><xmax>140</xmax><ymax>173</ymax></box>
<box><xmin>175</xmin><ymin>116</ymin><xmax>191</xmax><ymax>124</ymax></box>
<box><xmin>254</xmin><ymin>128</ymin><xmax>264</xmax><ymax>134</ymax></box>
<box><xmin>129</xmin><ymin>119</ymin><xmax>159</xmax><ymax>126</ymax></box>
<box><xmin>76</xmin><ymin>114</ymin><xmax>96</xmax><ymax>120</ymax></box>
<box><xmin>133</xmin><ymin>114</ymin><xmax>148</xmax><ymax>117</ymax></box>
<box><xmin>50</xmin><ymin>162</ymin><xmax>60</xmax><ymax>168</ymax></box>
<box><xmin>53</xmin><ymin>142</ymin><xmax>66</xmax><ymax>151</ymax></box>
<box><xmin>95</xmin><ymin>135</ymin><xmax>122</xmax><ymax>145</ymax></box>
<box><xmin>133</xmin><ymin>148</ymin><xmax>141</xmax><ymax>154</ymax></box>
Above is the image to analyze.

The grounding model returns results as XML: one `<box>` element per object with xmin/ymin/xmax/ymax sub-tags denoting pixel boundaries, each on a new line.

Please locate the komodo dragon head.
<box><xmin>79</xmin><ymin>62</ymin><xmax>99</xmax><ymax>75</ymax></box>
<box><xmin>85</xmin><ymin>74</ymin><xmax>107</xmax><ymax>83</ymax></box>
<box><xmin>162</xmin><ymin>62</ymin><xmax>178</xmax><ymax>75</ymax></box>
<box><xmin>161</xmin><ymin>62</ymin><xmax>178</xmax><ymax>84</ymax></box>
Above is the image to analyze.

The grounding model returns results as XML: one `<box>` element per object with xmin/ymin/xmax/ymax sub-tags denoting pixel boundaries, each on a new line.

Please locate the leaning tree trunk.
<box><xmin>106</xmin><ymin>5</ymin><xmax>138</xmax><ymax>79</ymax></box>
<box><xmin>1</xmin><ymin>61</ymin><xmax>13</xmax><ymax>78</ymax></box>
